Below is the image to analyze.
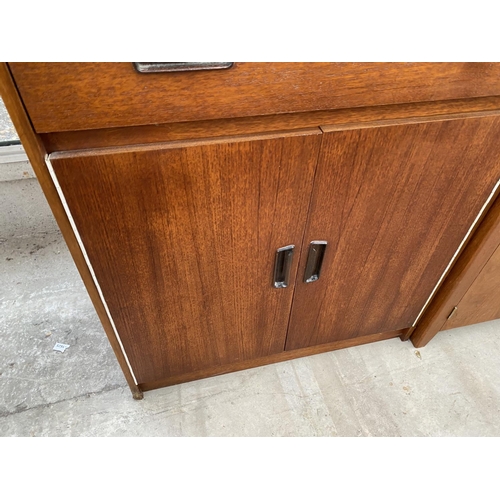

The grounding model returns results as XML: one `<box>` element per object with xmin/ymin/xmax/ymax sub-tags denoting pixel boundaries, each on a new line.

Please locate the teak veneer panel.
<box><xmin>50</xmin><ymin>130</ymin><xmax>322</xmax><ymax>384</ymax></box>
<box><xmin>285</xmin><ymin>116</ymin><xmax>500</xmax><ymax>350</ymax></box>
<box><xmin>10</xmin><ymin>62</ymin><xmax>500</xmax><ymax>133</ymax></box>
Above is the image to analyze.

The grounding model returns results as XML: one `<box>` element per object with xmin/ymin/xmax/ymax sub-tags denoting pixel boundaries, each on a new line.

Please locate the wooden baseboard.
<box><xmin>138</xmin><ymin>329</ymin><xmax>405</xmax><ymax>392</ymax></box>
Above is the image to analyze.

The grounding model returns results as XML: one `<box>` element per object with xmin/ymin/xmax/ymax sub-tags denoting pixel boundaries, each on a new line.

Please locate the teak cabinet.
<box><xmin>2</xmin><ymin>62</ymin><xmax>500</xmax><ymax>399</ymax></box>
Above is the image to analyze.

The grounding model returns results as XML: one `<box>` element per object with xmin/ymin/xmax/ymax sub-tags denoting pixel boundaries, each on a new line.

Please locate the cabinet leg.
<box><xmin>131</xmin><ymin>386</ymin><xmax>144</xmax><ymax>400</ymax></box>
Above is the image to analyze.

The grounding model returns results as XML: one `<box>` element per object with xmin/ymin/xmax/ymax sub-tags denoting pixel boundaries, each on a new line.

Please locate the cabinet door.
<box><xmin>50</xmin><ymin>131</ymin><xmax>321</xmax><ymax>384</ymax></box>
<box><xmin>285</xmin><ymin>117</ymin><xmax>500</xmax><ymax>350</ymax></box>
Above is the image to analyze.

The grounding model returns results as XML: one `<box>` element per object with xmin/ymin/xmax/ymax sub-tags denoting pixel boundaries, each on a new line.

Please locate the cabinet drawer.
<box><xmin>10</xmin><ymin>62</ymin><xmax>500</xmax><ymax>133</ymax></box>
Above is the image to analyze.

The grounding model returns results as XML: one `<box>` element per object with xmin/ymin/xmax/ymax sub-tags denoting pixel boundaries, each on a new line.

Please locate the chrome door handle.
<box><xmin>304</xmin><ymin>241</ymin><xmax>327</xmax><ymax>283</ymax></box>
<box><xmin>273</xmin><ymin>245</ymin><xmax>295</xmax><ymax>288</ymax></box>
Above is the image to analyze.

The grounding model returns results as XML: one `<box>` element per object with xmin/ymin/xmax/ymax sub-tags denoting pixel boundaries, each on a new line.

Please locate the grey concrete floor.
<box><xmin>1</xmin><ymin>176</ymin><xmax>500</xmax><ymax>436</ymax></box>
<box><xmin>0</xmin><ymin>97</ymin><xmax>19</xmax><ymax>143</ymax></box>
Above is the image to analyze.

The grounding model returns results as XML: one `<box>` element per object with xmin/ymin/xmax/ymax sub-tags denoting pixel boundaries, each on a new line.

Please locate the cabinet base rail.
<box><xmin>138</xmin><ymin>329</ymin><xmax>406</xmax><ymax>393</ymax></box>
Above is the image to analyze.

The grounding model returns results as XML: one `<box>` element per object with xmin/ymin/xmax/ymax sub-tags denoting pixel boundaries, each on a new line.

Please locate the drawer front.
<box><xmin>10</xmin><ymin>62</ymin><xmax>500</xmax><ymax>133</ymax></box>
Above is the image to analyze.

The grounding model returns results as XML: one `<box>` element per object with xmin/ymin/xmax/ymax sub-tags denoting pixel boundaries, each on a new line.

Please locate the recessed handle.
<box><xmin>304</xmin><ymin>241</ymin><xmax>327</xmax><ymax>283</ymax></box>
<box><xmin>133</xmin><ymin>62</ymin><xmax>234</xmax><ymax>73</ymax></box>
<box><xmin>273</xmin><ymin>245</ymin><xmax>295</xmax><ymax>288</ymax></box>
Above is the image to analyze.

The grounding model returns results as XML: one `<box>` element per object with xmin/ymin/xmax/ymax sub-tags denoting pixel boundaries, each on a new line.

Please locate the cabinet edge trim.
<box><xmin>48</xmin><ymin>127</ymin><xmax>323</xmax><ymax>160</ymax></box>
<box><xmin>41</xmin><ymin>97</ymin><xmax>500</xmax><ymax>154</ymax></box>
<box><xmin>320</xmin><ymin>109</ymin><xmax>500</xmax><ymax>133</ymax></box>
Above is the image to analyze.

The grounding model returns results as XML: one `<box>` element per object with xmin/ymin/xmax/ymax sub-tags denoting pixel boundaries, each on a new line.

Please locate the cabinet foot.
<box><xmin>131</xmin><ymin>387</ymin><xmax>144</xmax><ymax>400</ymax></box>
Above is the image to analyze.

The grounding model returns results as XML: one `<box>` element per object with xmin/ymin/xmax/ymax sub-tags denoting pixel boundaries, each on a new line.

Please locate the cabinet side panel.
<box><xmin>286</xmin><ymin>116</ymin><xmax>500</xmax><ymax>350</ymax></box>
<box><xmin>50</xmin><ymin>132</ymin><xmax>321</xmax><ymax>384</ymax></box>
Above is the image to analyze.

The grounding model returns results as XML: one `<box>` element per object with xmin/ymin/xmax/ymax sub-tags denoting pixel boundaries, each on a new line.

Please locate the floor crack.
<box><xmin>0</xmin><ymin>383</ymin><xmax>127</xmax><ymax>419</ymax></box>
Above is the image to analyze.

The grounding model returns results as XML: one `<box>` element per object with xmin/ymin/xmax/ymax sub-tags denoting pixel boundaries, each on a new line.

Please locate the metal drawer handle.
<box><xmin>133</xmin><ymin>62</ymin><xmax>234</xmax><ymax>73</ymax></box>
<box><xmin>273</xmin><ymin>245</ymin><xmax>295</xmax><ymax>288</ymax></box>
<box><xmin>304</xmin><ymin>241</ymin><xmax>327</xmax><ymax>283</ymax></box>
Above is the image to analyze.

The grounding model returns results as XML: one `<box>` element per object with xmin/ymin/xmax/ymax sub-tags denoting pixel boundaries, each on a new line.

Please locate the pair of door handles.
<box><xmin>273</xmin><ymin>241</ymin><xmax>327</xmax><ymax>288</ymax></box>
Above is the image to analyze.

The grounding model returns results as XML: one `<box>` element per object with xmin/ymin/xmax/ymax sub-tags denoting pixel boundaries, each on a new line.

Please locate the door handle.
<box><xmin>304</xmin><ymin>241</ymin><xmax>327</xmax><ymax>283</ymax></box>
<box><xmin>133</xmin><ymin>62</ymin><xmax>234</xmax><ymax>73</ymax></box>
<box><xmin>273</xmin><ymin>245</ymin><xmax>295</xmax><ymax>288</ymax></box>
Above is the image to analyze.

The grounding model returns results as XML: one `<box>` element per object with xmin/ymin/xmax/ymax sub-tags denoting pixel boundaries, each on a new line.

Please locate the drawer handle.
<box><xmin>304</xmin><ymin>241</ymin><xmax>327</xmax><ymax>283</ymax></box>
<box><xmin>273</xmin><ymin>245</ymin><xmax>295</xmax><ymax>288</ymax></box>
<box><xmin>133</xmin><ymin>62</ymin><xmax>234</xmax><ymax>73</ymax></box>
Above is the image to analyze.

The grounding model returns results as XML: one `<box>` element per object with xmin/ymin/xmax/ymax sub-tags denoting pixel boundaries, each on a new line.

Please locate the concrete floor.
<box><xmin>1</xmin><ymin>176</ymin><xmax>500</xmax><ymax>436</ymax></box>
<box><xmin>0</xmin><ymin>96</ymin><xmax>19</xmax><ymax>143</ymax></box>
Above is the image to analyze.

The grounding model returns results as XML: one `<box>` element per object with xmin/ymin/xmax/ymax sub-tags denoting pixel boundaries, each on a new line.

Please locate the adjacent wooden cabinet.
<box><xmin>2</xmin><ymin>63</ymin><xmax>500</xmax><ymax>398</ymax></box>
<box><xmin>410</xmin><ymin>191</ymin><xmax>500</xmax><ymax>347</ymax></box>
<box><xmin>442</xmin><ymin>241</ymin><xmax>500</xmax><ymax>331</ymax></box>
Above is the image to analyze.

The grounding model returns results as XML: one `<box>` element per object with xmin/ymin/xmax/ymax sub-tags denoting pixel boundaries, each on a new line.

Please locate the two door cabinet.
<box><xmin>50</xmin><ymin>118</ymin><xmax>500</xmax><ymax>388</ymax></box>
<box><xmin>3</xmin><ymin>63</ymin><xmax>500</xmax><ymax>398</ymax></box>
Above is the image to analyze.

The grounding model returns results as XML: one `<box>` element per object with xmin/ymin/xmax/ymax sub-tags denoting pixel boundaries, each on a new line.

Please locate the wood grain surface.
<box><xmin>442</xmin><ymin>243</ymin><xmax>500</xmax><ymax>330</ymax></box>
<box><xmin>10</xmin><ymin>62</ymin><xmax>500</xmax><ymax>133</ymax></box>
<box><xmin>50</xmin><ymin>130</ymin><xmax>322</xmax><ymax>384</ymax></box>
<box><xmin>410</xmin><ymin>196</ymin><xmax>500</xmax><ymax>347</ymax></box>
<box><xmin>40</xmin><ymin>96</ymin><xmax>500</xmax><ymax>153</ymax></box>
<box><xmin>285</xmin><ymin>116</ymin><xmax>500</xmax><ymax>351</ymax></box>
